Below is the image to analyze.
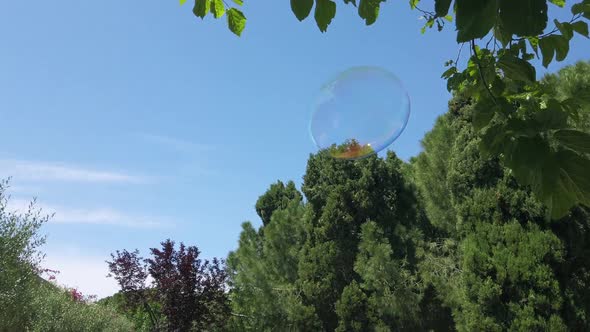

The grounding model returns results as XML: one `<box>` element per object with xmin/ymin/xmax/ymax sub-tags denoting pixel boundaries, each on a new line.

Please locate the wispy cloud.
<box><xmin>0</xmin><ymin>159</ymin><xmax>145</xmax><ymax>184</ymax></box>
<box><xmin>136</xmin><ymin>133</ymin><xmax>216</xmax><ymax>153</ymax></box>
<box><xmin>6</xmin><ymin>198</ymin><xmax>168</xmax><ymax>229</ymax></box>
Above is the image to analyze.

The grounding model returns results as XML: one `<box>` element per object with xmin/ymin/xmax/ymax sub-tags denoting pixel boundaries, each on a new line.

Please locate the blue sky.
<box><xmin>1</xmin><ymin>1</ymin><xmax>588</xmax><ymax>298</ymax></box>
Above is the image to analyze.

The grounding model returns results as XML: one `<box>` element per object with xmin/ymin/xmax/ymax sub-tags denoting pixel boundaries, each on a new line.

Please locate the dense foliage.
<box><xmin>226</xmin><ymin>61</ymin><xmax>590</xmax><ymax>331</ymax></box>
<box><xmin>0</xmin><ymin>180</ymin><xmax>133</xmax><ymax>332</ymax></box>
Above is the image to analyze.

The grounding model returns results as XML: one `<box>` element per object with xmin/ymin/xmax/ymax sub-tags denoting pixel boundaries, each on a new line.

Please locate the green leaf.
<box><xmin>494</xmin><ymin>25</ymin><xmax>512</xmax><ymax>47</ymax></box>
<box><xmin>534</xmin><ymin>100</ymin><xmax>568</xmax><ymax>130</ymax></box>
<box><xmin>441</xmin><ymin>66</ymin><xmax>457</xmax><ymax>79</ymax></box>
<box><xmin>193</xmin><ymin>0</ymin><xmax>210</xmax><ymax>19</ymax></box>
<box><xmin>572</xmin><ymin>3</ymin><xmax>590</xmax><ymax>19</ymax></box>
<box><xmin>554</xmin><ymin>20</ymin><xmax>573</xmax><ymax>40</ymax></box>
<box><xmin>455</xmin><ymin>0</ymin><xmax>497</xmax><ymax>42</ymax></box>
<box><xmin>409</xmin><ymin>0</ymin><xmax>420</xmax><ymax>10</ymax></box>
<box><xmin>572</xmin><ymin>21</ymin><xmax>589</xmax><ymax>38</ymax></box>
<box><xmin>344</xmin><ymin>0</ymin><xmax>357</xmax><ymax>5</ymax></box>
<box><xmin>435</xmin><ymin>0</ymin><xmax>452</xmax><ymax>17</ymax></box>
<box><xmin>550</xmin><ymin>149</ymin><xmax>590</xmax><ymax>218</ymax></box>
<box><xmin>444</xmin><ymin>15</ymin><xmax>453</xmax><ymax>22</ymax></box>
<box><xmin>210</xmin><ymin>0</ymin><xmax>225</xmax><ymax>18</ymax></box>
<box><xmin>550</xmin><ymin>0</ymin><xmax>565</xmax><ymax>6</ymax></box>
<box><xmin>180</xmin><ymin>0</ymin><xmax>187</xmax><ymax>5</ymax></box>
<box><xmin>528</xmin><ymin>37</ymin><xmax>539</xmax><ymax>57</ymax></box>
<box><xmin>446</xmin><ymin>71</ymin><xmax>465</xmax><ymax>92</ymax></box>
<box><xmin>479</xmin><ymin>121</ymin><xmax>510</xmax><ymax>156</ymax></box>
<box><xmin>497</xmin><ymin>54</ymin><xmax>536</xmax><ymax>83</ymax></box>
<box><xmin>539</xmin><ymin>36</ymin><xmax>555</xmax><ymax>67</ymax></box>
<box><xmin>472</xmin><ymin>97</ymin><xmax>499</xmax><ymax>131</ymax></box>
<box><xmin>554</xmin><ymin>129</ymin><xmax>590</xmax><ymax>154</ymax></box>
<box><xmin>315</xmin><ymin>0</ymin><xmax>336</xmax><ymax>32</ymax></box>
<box><xmin>232</xmin><ymin>0</ymin><xmax>244</xmax><ymax>5</ymax></box>
<box><xmin>291</xmin><ymin>0</ymin><xmax>314</xmax><ymax>21</ymax></box>
<box><xmin>553</xmin><ymin>35</ymin><xmax>569</xmax><ymax>61</ymax></box>
<box><xmin>503</xmin><ymin>136</ymin><xmax>590</xmax><ymax>219</ymax></box>
<box><xmin>499</xmin><ymin>0</ymin><xmax>548</xmax><ymax>37</ymax></box>
<box><xmin>504</xmin><ymin>136</ymin><xmax>550</xmax><ymax>195</ymax></box>
<box><xmin>227</xmin><ymin>8</ymin><xmax>246</xmax><ymax>36</ymax></box>
<box><xmin>359</xmin><ymin>0</ymin><xmax>383</xmax><ymax>26</ymax></box>
<box><xmin>538</xmin><ymin>35</ymin><xmax>569</xmax><ymax>67</ymax></box>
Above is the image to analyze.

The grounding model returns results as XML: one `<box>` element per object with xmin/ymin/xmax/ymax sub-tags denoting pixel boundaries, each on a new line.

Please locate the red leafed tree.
<box><xmin>108</xmin><ymin>239</ymin><xmax>230</xmax><ymax>332</ymax></box>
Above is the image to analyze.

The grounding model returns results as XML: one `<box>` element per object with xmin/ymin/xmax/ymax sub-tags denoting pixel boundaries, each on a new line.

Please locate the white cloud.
<box><xmin>6</xmin><ymin>198</ymin><xmax>168</xmax><ymax>229</ymax></box>
<box><xmin>0</xmin><ymin>159</ymin><xmax>145</xmax><ymax>184</ymax></box>
<box><xmin>42</xmin><ymin>252</ymin><xmax>119</xmax><ymax>300</ymax></box>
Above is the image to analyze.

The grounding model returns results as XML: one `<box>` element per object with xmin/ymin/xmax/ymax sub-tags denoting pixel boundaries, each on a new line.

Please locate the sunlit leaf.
<box><xmin>193</xmin><ymin>0</ymin><xmax>210</xmax><ymax>19</ymax></box>
<box><xmin>441</xmin><ymin>66</ymin><xmax>457</xmax><ymax>79</ymax></box>
<box><xmin>211</xmin><ymin>0</ymin><xmax>225</xmax><ymax>18</ymax></box>
<box><xmin>227</xmin><ymin>8</ymin><xmax>246</xmax><ymax>36</ymax></box>
<box><xmin>550</xmin><ymin>0</ymin><xmax>565</xmax><ymax>7</ymax></box>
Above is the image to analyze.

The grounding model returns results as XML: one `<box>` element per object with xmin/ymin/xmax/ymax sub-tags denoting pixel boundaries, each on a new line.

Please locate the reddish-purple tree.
<box><xmin>109</xmin><ymin>240</ymin><xmax>230</xmax><ymax>332</ymax></box>
<box><xmin>107</xmin><ymin>249</ymin><xmax>159</xmax><ymax>328</ymax></box>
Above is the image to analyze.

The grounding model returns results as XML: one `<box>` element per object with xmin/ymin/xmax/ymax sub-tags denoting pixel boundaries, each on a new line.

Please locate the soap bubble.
<box><xmin>310</xmin><ymin>66</ymin><xmax>410</xmax><ymax>160</ymax></box>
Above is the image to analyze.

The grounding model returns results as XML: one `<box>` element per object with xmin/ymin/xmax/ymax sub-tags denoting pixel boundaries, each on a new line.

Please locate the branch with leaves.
<box><xmin>184</xmin><ymin>0</ymin><xmax>590</xmax><ymax>219</ymax></box>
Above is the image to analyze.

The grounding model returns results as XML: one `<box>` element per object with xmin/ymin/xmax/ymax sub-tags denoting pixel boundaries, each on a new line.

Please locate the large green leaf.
<box><xmin>539</xmin><ymin>35</ymin><xmax>569</xmax><ymax>67</ymax></box>
<box><xmin>435</xmin><ymin>0</ymin><xmax>452</xmax><ymax>17</ymax></box>
<box><xmin>455</xmin><ymin>0</ymin><xmax>497</xmax><ymax>42</ymax></box>
<box><xmin>572</xmin><ymin>2</ymin><xmax>590</xmax><ymax>19</ymax></box>
<box><xmin>193</xmin><ymin>0</ymin><xmax>210</xmax><ymax>19</ymax></box>
<box><xmin>227</xmin><ymin>8</ymin><xmax>246</xmax><ymax>36</ymax></box>
<box><xmin>472</xmin><ymin>97</ymin><xmax>504</xmax><ymax>131</ymax></box>
<box><xmin>554</xmin><ymin>129</ymin><xmax>590</xmax><ymax>154</ymax></box>
<box><xmin>480</xmin><ymin>121</ymin><xmax>511</xmax><ymax>156</ymax></box>
<box><xmin>499</xmin><ymin>0</ymin><xmax>548</xmax><ymax>37</ymax></box>
<box><xmin>502</xmin><ymin>135</ymin><xmax>590</xmax><ymax>219</ymax></box>
<box><xmin>504</xmin><ymin>136</ymin><xmax>549</xmax><ymax>196</ymax></box>
<box><xmin>497</xmin><ymin>54</ymin><xmax>536</xmax><ymax>83</ymax></box>
<box><xmin>358</xmin><ymin>0</ymin><xmax>383</xmax><ymax>26</ymax></box>
<box><xmin>291</xmin><ymin>0</ymin><xmax>314</xmax><ymax>21</ymax></box>
<box><xmin>572</xmin><ymin>21</ymin><xmax>589</xmax><ymax>38</ymax></box>
<box><xmin>555</xmin><ymin>20</ymin><xmax>574</xmax><ymax>40</ymax></box>
<box><xmin>315</xmin><ymin>0</ymin><xmax>336</xmax><ymax>31</ymax></box>
<box><xmin>550</xmin><ymin>149</ymin><xmax>590</xmax><ymax>218</ymax></box>
<box><xmin>534</xmin><ymin>100</ymin><xmax>568</xmax><ymax>130</ymax></box>
<box><xmin>210</xmin><ymin>0</ymin><xmax>225</xmax><ymax>18</ymax></box>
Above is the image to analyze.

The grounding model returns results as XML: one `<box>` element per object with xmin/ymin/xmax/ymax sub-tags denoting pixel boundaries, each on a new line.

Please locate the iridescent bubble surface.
<box><xmin>310</xmin><ymin>67</ymin><xmax>411</xmax><ymax>160</ymax></box>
